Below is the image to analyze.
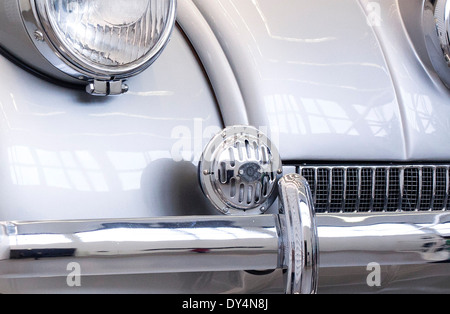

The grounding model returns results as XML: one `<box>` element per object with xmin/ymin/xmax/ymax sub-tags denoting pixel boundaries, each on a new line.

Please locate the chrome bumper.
<box><xmin>0</xmin><ymin>174</ymin><xmax>318</xmax><ymax>294</ymax></box>
<box><xmin>318</xmin><ymin>211</ymin><xmax>450</xmax><ymax>293</ymax></box>
<box><xmin>1</xmin><ymin>173</ymin><xmax>449</xmax><ymax>293</ymax></box>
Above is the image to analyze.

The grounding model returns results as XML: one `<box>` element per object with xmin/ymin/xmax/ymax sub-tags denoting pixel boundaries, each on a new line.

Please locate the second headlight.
<box><xmin>423</xmin><ymin>0</ymin><xmax>450</xmax><ymax>88</ymax></box>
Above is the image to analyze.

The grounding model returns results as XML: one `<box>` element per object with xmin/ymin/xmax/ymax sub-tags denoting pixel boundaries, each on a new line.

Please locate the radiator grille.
<box><xmin>291</xmin><ymin>164</ymin><xmax>450</xmax><ymax>213</ymax></box>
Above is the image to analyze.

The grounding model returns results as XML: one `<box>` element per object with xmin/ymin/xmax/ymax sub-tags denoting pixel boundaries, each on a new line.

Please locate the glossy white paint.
<box><xmin>363</xmin><ymin>0</ymin><xmax>450</xmax><ymax>160</ymax></box>
<box><xmin>0</xmin><ymin>0</ymin><xmax>449</xmax><ymax>294</ymax></box>
<box><xmin>177</xmin><ymin>0</ymin><xmax>248</xmax><ymax>126</ymax></box>
<box><xmin>0</xmin><ymin>27</ymin><xmax>223</xmax><ymax>222</ymax></box>
<box><xmin>193</xmin><ymin>0</ymin><xmax>450</xmax><ymax>161</ymax></box>
<box><xmin>1</xmin><ymin>0</ymin><xmax>447</xmax><ymax>223</ymax></box>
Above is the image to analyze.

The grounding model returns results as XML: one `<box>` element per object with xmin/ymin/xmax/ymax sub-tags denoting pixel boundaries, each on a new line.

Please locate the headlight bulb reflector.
<box><xmin>19</xmin><ymin>0</ymin><xmax>177</xmax><ymax>92</ymax></box>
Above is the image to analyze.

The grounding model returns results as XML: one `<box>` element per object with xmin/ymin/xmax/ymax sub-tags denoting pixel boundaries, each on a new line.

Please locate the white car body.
<box><xmin>0</xmin><ymin>0</ymin><xmax>449</xmax><ymax>293</ymax></box>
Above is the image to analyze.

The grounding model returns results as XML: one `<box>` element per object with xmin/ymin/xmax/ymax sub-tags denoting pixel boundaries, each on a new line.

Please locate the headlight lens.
<box><xmin>44</xmin><ymin>0</ymin><xmax>172</xmax><ymax>71</ymax></box>
<box><xmin>20</xmin><ymin>0</ymin><xmax>176</xmax><ymax>91</ymax></box>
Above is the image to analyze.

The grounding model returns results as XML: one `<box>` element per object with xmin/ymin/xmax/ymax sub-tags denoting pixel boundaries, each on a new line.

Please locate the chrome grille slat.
<box><xmin>342</xmin><ymin>167</ymin><xmax>347</xmax><ymax>210</ymax></box>
<box><xmin>417</xmin><ymin>167</ymin><xmax>423</xmax><ymax>211</ymax></box>
<box><xmin>445</xmin><ymin>166</ymin><xmax>450</xmax><ymax>210</ymax></box>
<box><xmin>294</xmin><ymin>164</ymin><xmax>450</xmax><ymax>213</ymax></box>
<box><xmin>431</xmin><ymin>166</ymin><xmax>436</xmax><ymax>211</ymax></box>
<box><xmin>434</xmin><ymin>167</ymin><xmax>445</xmax><ymax>210</ymax></box>
<box><xmin>356</xmin><ymin>167</ymin><xmax>361</xmax><ymax>212</ymax></box>
<box><xmin>314</xmin><ymin>168</ymin><xmax>318</xmax><ymax>205</ymax></box>
<box><xmin>370</xmin><ymin>167</ymin><xmax>376</xmax><ymax>211</ymax></box>
<box><xmin>399</xmin><ymin>167</ymin><xmax>404</xmax><ymax>211</ymax></box>
<box><xmin>327</xmin><ymin>168</ymin><xmax>332</xmax><ymax>213</ymax></box>
<box><xmin>384</xmin><ymin>167</ymin><xmax>389</xmax><ymax>212</ymax></box>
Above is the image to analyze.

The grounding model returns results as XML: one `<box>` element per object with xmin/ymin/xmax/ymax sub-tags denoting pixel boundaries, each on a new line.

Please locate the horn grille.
<box><xmin>199</xmin><ymin>126</ymin><xmax>282</xmax><ymax>215</ymax></box>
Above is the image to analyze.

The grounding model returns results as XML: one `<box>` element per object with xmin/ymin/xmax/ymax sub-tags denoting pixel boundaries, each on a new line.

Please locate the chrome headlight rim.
<box><xmin>434</xmin><ymin>0</ymin><xmax>450</xmax><ymax>64</ymax></box>
<box><xmin>18</xmin><ymin>0</ymin><xmax>177</xmax><ymax>82</ymax></box>
<box><xmin>423</xmin><ymin>0</ymin><xmax>450</xmax><ymax>88</ymax></box>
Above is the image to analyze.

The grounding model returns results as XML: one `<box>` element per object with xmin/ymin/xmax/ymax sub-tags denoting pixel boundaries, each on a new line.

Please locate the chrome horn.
<box><xmin>0</xmin><ymin>174</ymin><xmax>319</xmax><ymax>294</ymax></box>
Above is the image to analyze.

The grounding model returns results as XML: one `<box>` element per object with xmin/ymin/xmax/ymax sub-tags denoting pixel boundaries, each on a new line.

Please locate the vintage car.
<box><xmin>0</xmin><ymin>0</ymin><xmax>449</xmax><ymax>294</ymax></box>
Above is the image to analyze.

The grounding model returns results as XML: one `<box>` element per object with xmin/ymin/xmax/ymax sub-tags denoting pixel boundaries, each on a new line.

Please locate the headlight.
<box><xmin>435</xmin><ymin>0</ymin><xmax>450</xmax><ymax>64</ymax></box>
<box><xmin>19</xmin><ymin>0</ymin><xmax>177</xmax><ymax>95</ymax></box>
<box><xmin>423</xmin><ymin>0</ymin><xmax>450</xmax><ymax>88</ymax></box>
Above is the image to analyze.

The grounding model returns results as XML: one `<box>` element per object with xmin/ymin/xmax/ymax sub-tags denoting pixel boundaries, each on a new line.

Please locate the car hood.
<box><xmin>194</xmin><ymin>0</ymin><xmax>450</xmax><ymax>161</ymax></box>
